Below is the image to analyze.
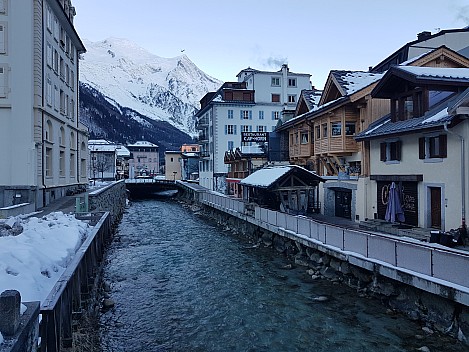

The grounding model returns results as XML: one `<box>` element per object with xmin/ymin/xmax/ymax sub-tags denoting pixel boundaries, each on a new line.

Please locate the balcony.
<box><xmin>196</xmin><ymin>117</ymin><xmax>209</xmax><ymax>129</ymax></box>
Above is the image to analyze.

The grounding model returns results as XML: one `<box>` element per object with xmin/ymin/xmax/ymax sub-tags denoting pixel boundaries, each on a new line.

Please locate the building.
<box><xmin>356</xmin><ymin>66</ymin><xmax>469</xmax><ymax>231</ymax></box>
<box><xmin>0</xmin><ymin>0</ymin><xmax>87</xmax><ymax>211</ymax></box>
<box><xmin>88</xmin><ymin>139</ymin><xmax>129</xmax><ymax>181</ymax></box>
<box><xmin>165</xmin><ymin>151</ymin><xmax>182</xmax><ymax>181</ymax></box>
<box><xmin>180</xmin><ymin>144</ymin><xmax>199</xmax><ymax>181</ymax></box>
<box><xmin>127</xmin><ymin>141</ymin><xmax>159</xmax><ymax>178</ymax></box>
<box><xmin>195</xmin><ymin>64</ymin><xmax>311</xmax><ymax>192</ymax></box>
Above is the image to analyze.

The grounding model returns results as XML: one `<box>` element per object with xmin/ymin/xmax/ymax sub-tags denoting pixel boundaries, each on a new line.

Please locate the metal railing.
<box><xmin>200</xmin><ymin>191</ymin><xmax>469</xmax><ymax>290</ymax></box>
<box><xmin>39</xmin><ymin>212</ymin><xmax>111</xmax><ymax>352</ymax></box>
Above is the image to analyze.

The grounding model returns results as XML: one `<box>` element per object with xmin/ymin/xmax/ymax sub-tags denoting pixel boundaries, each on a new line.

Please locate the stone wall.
<box><xmin>89</xmin><ymin>180</ymin><xmax>127</xmax><ymax>227</ymax></box>
<box><xmin>199</xmin><ymin>203</ymin><xmax>469</xmax><ymax>345</ymax></box>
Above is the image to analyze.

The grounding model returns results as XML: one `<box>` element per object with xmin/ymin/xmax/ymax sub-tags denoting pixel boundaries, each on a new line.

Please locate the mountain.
<box><xmin>79</xmin><ymin>37</ymin><xmax>223</xmax><ymax>136</ymax></box>
<box><xmin>79</xmin><ymin>83</ymin><xmax>194</xmax><ymax>157</ymax></box>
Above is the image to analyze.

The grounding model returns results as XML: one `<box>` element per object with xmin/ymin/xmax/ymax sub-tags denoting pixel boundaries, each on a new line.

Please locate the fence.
<box><xmin>200</xmin><ymin>191</ymin><xmax>469</xmax><ymax>290</ymax></box>
<box><xmin>39</xmin><ymin>212</ymin><xmax>111</xmax><ymax>352</ymax></box>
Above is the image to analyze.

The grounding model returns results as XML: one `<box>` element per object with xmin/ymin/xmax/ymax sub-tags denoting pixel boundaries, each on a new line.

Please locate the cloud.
<box><xmin>262</xmin><ymin>56</ymin><xmax>288</xmax><ymax>69</ymax></box>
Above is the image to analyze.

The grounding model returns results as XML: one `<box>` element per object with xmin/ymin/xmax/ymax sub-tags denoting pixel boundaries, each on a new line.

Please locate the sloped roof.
<box><xmin>240</xmin><ymin>165</ymin><xmax>324</xmax><ymax>189</ymax></box>
<box><xmin>331</xmin><ymin>70</ymin><xmax>384</xmax><ymax>96</ymax></box>
<box><xmin>355</xmin><ymin>91</ymin><xmax>464</xmax><ymax>141</ymax></box>
<box><xmin>301</xmin><ymin>89</ymin><xmax>323</xmax><ymax>110</ymax></box>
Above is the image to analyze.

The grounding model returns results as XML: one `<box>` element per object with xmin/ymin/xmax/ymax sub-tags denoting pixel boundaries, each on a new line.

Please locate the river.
<box><xmin>99</xmin><ymin>199</ymin><xmax>465</xmax><ymax>351</ymax></box>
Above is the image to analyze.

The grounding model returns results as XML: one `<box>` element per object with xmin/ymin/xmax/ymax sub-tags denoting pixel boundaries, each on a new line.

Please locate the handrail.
<box><xmin>39</xmin><ymin>212</ymin><xmax>111</xmax><ymax>352</ymax></box>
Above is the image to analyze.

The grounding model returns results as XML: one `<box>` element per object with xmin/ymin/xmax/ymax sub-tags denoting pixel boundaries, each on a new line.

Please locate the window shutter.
<box><xmin>0</xmin><ymin>66</ymin><xmax>5</xmax><ymax>97</ymax></box>
<box><xmin>249</xmin><ymin>111</ymin><xmax>252</xmax><ymax>120</ymax></box>
<box><xmin>272</xmin><ymin>111</ymin><xmax>275</xmax><ymax>120</ymax></box>
<box><xmin>440</xmin><ymin>134</ymin><xmax>447</xmax><ymax>158</ymax></box>
<box><xmin>234</xmin><ymin>125</ymin><xmax>237</xmax><ymax>135</ymax></box>
<box><xmin>249</xmin><ymin>125</ymin><xmax>252</xmax><ymax>132</ymax></box>
<box><xmin>396</xmin><ymin>141</ymin><xmax>402</xmax><ymax>161</ymax></box>
<box><xmin>240</xmin><ymin>111</ymin><xmax>243</xmax><ymax>120</ymax></box>
<box><xmin>418</xmin><ymin>137</ymin><xmax>425</xmax><ymax>159</ymax></box>
<box><xmin>224</xmin><ymin>125</ymin><xmax>227</xmax><ymax>135</ymax></box>
<box><xmin>380</xmin><ymin>143</ymin><xmax>386</xmax><ymax>161</ymax></box>
<box><xmin>0</xmin><ymin>24</ymin><xmax>5</xmax><ymax>54</ymax></box>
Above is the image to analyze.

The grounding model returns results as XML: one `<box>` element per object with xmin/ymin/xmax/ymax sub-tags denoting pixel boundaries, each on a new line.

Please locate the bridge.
<box><xmin>125</xmin><ymin>178</ymin><xmax>179</xmax><ymax>199</ymax></box>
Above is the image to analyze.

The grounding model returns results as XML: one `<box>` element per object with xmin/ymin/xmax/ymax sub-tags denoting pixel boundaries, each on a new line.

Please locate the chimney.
<box><xmin>417</xmin><ymin>31</ymin><xmax>432</xmax><ymax>40</ymax></box>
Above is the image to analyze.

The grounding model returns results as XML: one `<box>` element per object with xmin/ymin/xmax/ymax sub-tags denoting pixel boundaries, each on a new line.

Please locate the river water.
<box><xmin>99</xmin><ymin>199</ymin><xmax>465</xmax><ymax>352</ymax></box>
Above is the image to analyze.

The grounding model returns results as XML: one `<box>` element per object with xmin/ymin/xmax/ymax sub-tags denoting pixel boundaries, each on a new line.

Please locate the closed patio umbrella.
<box><xmin>385</xmin><ymin>182</ymin><xmax>405</xmax><ymax>223</ymax></box>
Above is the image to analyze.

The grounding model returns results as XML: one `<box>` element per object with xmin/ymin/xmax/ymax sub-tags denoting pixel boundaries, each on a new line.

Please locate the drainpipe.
<box><xmin>444</xmin><ymin>122</ymin><xmax>466</xmax><ymax>229</ymax></box>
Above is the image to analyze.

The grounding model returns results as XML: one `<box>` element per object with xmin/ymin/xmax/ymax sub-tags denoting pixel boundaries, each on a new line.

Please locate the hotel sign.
<box><xmin>241</xmin><ymin>132</ymin><xmax>268</xmax><ymax>143</ymax></box>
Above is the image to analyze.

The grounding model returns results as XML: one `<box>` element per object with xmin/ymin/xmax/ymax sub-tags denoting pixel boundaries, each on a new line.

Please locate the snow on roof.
<box><xmin>365</xmin><ymin>119</ymin><xmax>391</xmax><ymax>135</ymax></box>
<box><xmin>88</xmin><ymin>139</ymin><xmax>112</xmax><ymax>145</ymax></box>
<box><xmin>240</xmin><ymin>166</ymin><xmax>292</xmax><ymax>187</ymax></box>
<box><xmin>422</xmin><ymin>106</ymin><xmax>449</xmax><ymax>124</ymax></box>
<box><xmin>127</xmin><ymin>140</ymin><xmax>158</xmax><ymax>147</ymax></box>
<box><xmin>399</xmin><ymin>66</ymin><xmax>469</xmax><ymax>80</ymax></box>
<box><xmin>339</xmin><ymin>71</ymin><xmax>384</xmax><ymax>95</ymax></box>
<box><xmin>89</xmin><ymin>144</ymin><xmax>118</xmax><ymax>152</ymax></box>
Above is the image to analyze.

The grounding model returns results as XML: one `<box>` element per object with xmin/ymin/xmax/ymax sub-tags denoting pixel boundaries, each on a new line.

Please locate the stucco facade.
<box><xmin>0</xmin><ymin>0</ymin><xmax>87</xmax><ymax>210</ymax></box>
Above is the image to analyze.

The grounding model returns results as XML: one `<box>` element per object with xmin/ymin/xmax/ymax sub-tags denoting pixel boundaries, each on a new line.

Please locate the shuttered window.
<box><xmin>419</xmin><ymin>135</ymin><xmax>447</xmax><ymax>159</ymax></box>
<box><xmin>0</xmin><ymin>65</ymin><xmax>6</xmax><ymax>97</ymax></box>
<box><xmin>380</xmin><ymin>141</ymin><xmax>401</xmax><ymax>162</ymax></box>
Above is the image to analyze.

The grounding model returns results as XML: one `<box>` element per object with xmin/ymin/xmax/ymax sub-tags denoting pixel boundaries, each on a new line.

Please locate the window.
<box><xmin>272</xmin><ymin>111</ymin><xmax>280</xmax><ymax>120</ymax></box>
<box><xmin>65</xmin><ymin>94</ymin><xmax>69</xmax><ymax>116</ymax></box>
<box><xmin>241</xmin><ymin>125</ymin><xmax>251</xmax><ymax>132</ymax></box>
<box><xmin>70</xmin><ymin>70</ymin><xmax>74</xmax><ymax>90</ymax></box>
<box><xmin>60</xmin><ymin>56</ymin><xmax>65</xmax><ymax>80</ymax></box>
<box><xmin>46</xmin><ymin>77</ymin><xmax>52</xmax><ymax>106</ymax></box>
<box><xmin>227</xmin><ymin>109</ymin><xmax>233</xmax><ymax>119</ymax></box>
<box><xmin>59</xmin><ymin>127</ymin><xmax>65</xmax><ymax>146</ymax></box>
<box><xmin>315</xmin><ymin>126</ymin><xmax>321</xmax><ymax>140</ymax></box>
<box><xmin>54</xmin><ymin>18</ymin><xmax>59</xmax><ymax>41</ymax></box>
<box><xmin>53</xmin><ymin>50</ymin><xmax>59</xmax><ymax>73</ymax></box>
<box><xmin>380</xmin><ymin>140</ymin><xmax>401</xmax><ymax>162</ymax></box>
<box><xmin>70</xmin><ymin>152</ymin><xmax>75</xmax><ymax>177</ymax></box>
<box><xmin>240</xmin><ymin>110</ymin><xmax>251</xmax><ymax>119</ymax></box>
<box><xmin>0</xmin><ymin>0</ymin><xmax>7</xmax><ymax>14</ymax></box>
<box><xmin>271</xmin><ymin>94</ymin><xmax>280</xmax><ymax>103</ymax></box>
<box><xmin>271</xmin><ymin>77</ymin><xmax>280</xmax><ymax>86</ymax></box>
<box><xmin>331</xmin><ymin>122</ymin><xmax>342</xmax><ymax>136</ymax></box>
<box><xmin>54</xmin><ymin>85</ymin><xmax>59</xmax><ymax>111</ymax></box>
<box><xmin>225</xmin><ymin>125</ymin><xmax>237</xmax><ymax>135</ymax></box>
<box><xmin>257</xmin><ymin>125</ymin><xmax>266</xmax><ymax>132</ymax></box>
<box><xmin>228</xmin><ymin>141</ymin><xmax>234</xmax><ymax>150</ymax></box>
<box><xmin>70</xmin><ymin>131</ymin><xmax>76</xmax><ymax>149</ymax></box>
<box><xmin>345</xmin><ymin>122</ymin><xmax>356</xmax><ymax>136</ymax></box>
<box><xmin>301</xmin><ymin>132</ymin><xmax>308</xmax><ymax>144</ymax></box>
<box><xmin>46</xmin><ymin>120</ymin><xmax>53</xmax><ymax>141</ymax></box>
<box><xmin>66</xmin><ymin>64</ymin><xmax>69</xmax><ymax>85</ymax></box>
<box><xmin>46</xmin><ymin>147</ymin><xmax>53</xmax><ymax>177</ymax></box>
<box><xmin>288</xmin><ymin>78</ymin><xmax>296</xmax><ymax>87</ymax></box>
<box><xmin>59</xmin><ymin>151</ymin><xmax>65</xmax><ymax>176</ymax></box>
<box><xmin>60</xmin><ymin>89</ymin><xmax>65</xmax><ymax>114</ymax></box>
<box><xmin>70</xmin><ymin>99</ymin><xmax>75</xmax><ymax>121</ymax></box>
<box><xmin>259</xmin><ymin>111</ymin><xmax>264</xmax><ymax>120</ymax></box>
<box><xmin>322</xmin><ymin>124</ymin><xmax>328</xmax><ymax>138</ymax></box>
<box><xmin>419</xmin><ymin>135</ymin><xmax>447</xmax><ymax>160</ymax></box>
<box><xmin>46</xmin><ymin>42</ymin><xmax>52</xmax><ymax>67</ymax></box>
<box><xmin>288</xmin><ymin>95</ymin><xmax>296</xmax><ymax>103</ymax></box>
<box><xmin>0</xmin><ymin>23</ymin><xmax>6</xmax><ymax>54</ymax></box>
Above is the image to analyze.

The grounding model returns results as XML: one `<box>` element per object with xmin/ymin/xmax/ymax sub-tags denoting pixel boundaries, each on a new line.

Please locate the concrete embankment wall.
<box><xmin>177</xmin><ymin>185</ymin><xmax>469</xmax><ymax>344</ymax></box>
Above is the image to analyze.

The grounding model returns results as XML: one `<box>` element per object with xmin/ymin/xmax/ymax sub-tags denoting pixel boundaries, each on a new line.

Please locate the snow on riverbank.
<box><xmin>0</xmin><ymin>212</ymin><xmax>91</xmax><ymax>303</ymax></box>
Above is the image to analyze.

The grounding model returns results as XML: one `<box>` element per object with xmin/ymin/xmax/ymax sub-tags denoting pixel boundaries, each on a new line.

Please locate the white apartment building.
<box><xmin>0</xmin><ymin>0</ymin><xmax>88</xmax><ymax>211</ymax></box>
<box><xmin>196</xmin><ymin>64</ymin><xmax>311</xmax><ymax>191</ymax></box>
<box><xmin>127</xmin><ymin>141</ymin><xmax>159</xmax><ymax>178</ymax></box>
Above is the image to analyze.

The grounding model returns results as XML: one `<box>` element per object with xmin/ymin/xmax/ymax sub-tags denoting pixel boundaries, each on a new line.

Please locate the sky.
<box><xmin>72</xmin><ymin>0</ymin><xmax>469</xmax><ymax>89</ymax></box>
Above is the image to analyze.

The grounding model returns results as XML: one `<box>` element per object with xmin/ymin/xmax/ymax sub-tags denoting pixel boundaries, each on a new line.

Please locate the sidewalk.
<box><xmin>35</xmin><ymin>193</ymin><xmax>87</xmax><ymax>217</ymax></box>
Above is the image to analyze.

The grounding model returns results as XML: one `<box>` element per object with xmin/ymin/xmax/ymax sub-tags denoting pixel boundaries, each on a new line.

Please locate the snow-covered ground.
<box><xmin>0</xmin><ymin>212</ymin><xmax>91</xmax><ymax>343</ymax></box>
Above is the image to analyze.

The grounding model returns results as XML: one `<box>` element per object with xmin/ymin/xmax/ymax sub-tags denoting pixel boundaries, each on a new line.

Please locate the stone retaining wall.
<box><xmin>89</xmin><ymin>180</ymin><xmax>127</xmax><ymax>227</ymax></box>
<box><xmin>197</xmin><ymin>202</ymin><xmax>469</xmax><ymax>345</ymax></box>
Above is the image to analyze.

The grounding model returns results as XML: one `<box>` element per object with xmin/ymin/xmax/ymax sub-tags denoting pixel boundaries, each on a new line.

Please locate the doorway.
<box><xmin>335</xmin><ymin>189</ymin><xmax>352</xmax><ymax>219</ymax></box>
<box><xmin>429</xmin><ymin>187</ymin><xmax>441</xmax><ymax>229</ymax></box>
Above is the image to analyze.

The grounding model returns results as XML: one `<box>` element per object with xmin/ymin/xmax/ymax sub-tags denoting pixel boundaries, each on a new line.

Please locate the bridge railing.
<box><xmin>39</xmin><ymin>212</ymin><xmax>111</xmax><ymax>352</ymax></box>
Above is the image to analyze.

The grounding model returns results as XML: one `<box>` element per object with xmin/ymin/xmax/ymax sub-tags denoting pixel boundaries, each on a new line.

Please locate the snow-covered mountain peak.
<box><xmin>79</xmin><ymin>38</ymin><xmax>223</xmax><ymax>135</ymax></box>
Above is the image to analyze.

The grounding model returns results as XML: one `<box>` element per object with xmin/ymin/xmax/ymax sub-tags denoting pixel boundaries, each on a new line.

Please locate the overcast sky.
<box><xmin>72</xmin><ymin>0</ymin><xmax>469</xmax><ymax>89</ymax></box>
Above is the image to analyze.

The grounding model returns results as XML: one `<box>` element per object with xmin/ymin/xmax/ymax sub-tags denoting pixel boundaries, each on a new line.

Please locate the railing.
<box><xmin>200</xmin><ymin>191</ymin><xmax>469</xmax><ymax>290</ymax></box>
<box><xmin>39</xmin><ymin>212</ymin><xmax>111</xmax><ymax>352</ymax></box>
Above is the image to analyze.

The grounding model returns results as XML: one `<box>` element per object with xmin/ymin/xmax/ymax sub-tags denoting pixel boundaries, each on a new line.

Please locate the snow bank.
<box><xmin>0</xmin><ymin>212</ymin><xmax>90</xmax><ymax>303</ymax></box>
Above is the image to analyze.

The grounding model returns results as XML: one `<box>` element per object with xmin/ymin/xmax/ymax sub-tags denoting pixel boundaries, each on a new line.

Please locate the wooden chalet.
<box><xmin>240</xmin><ymin>165</ymin><xmax>324</xmax><ymax>215</ymax></box>
<box><xmin>224</xmin><ymin>147</ymin><xmax>267</xmax><ymax>198</ymax></box>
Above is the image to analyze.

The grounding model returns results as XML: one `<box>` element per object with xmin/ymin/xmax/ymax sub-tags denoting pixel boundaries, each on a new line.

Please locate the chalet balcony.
<box><xmin>289</xmin><ymin>144</ymin><xmax>313</xmax><ymax>158</ymax></box>
<box><xmin>314</xmin><ymin>136</ymin><xmax>359</xmax><ymax>155</ymax></box>
<box><xmin>200</xmin><ymin>151</ymin><xmax>211</xmax><ymax>158</ymax></box>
